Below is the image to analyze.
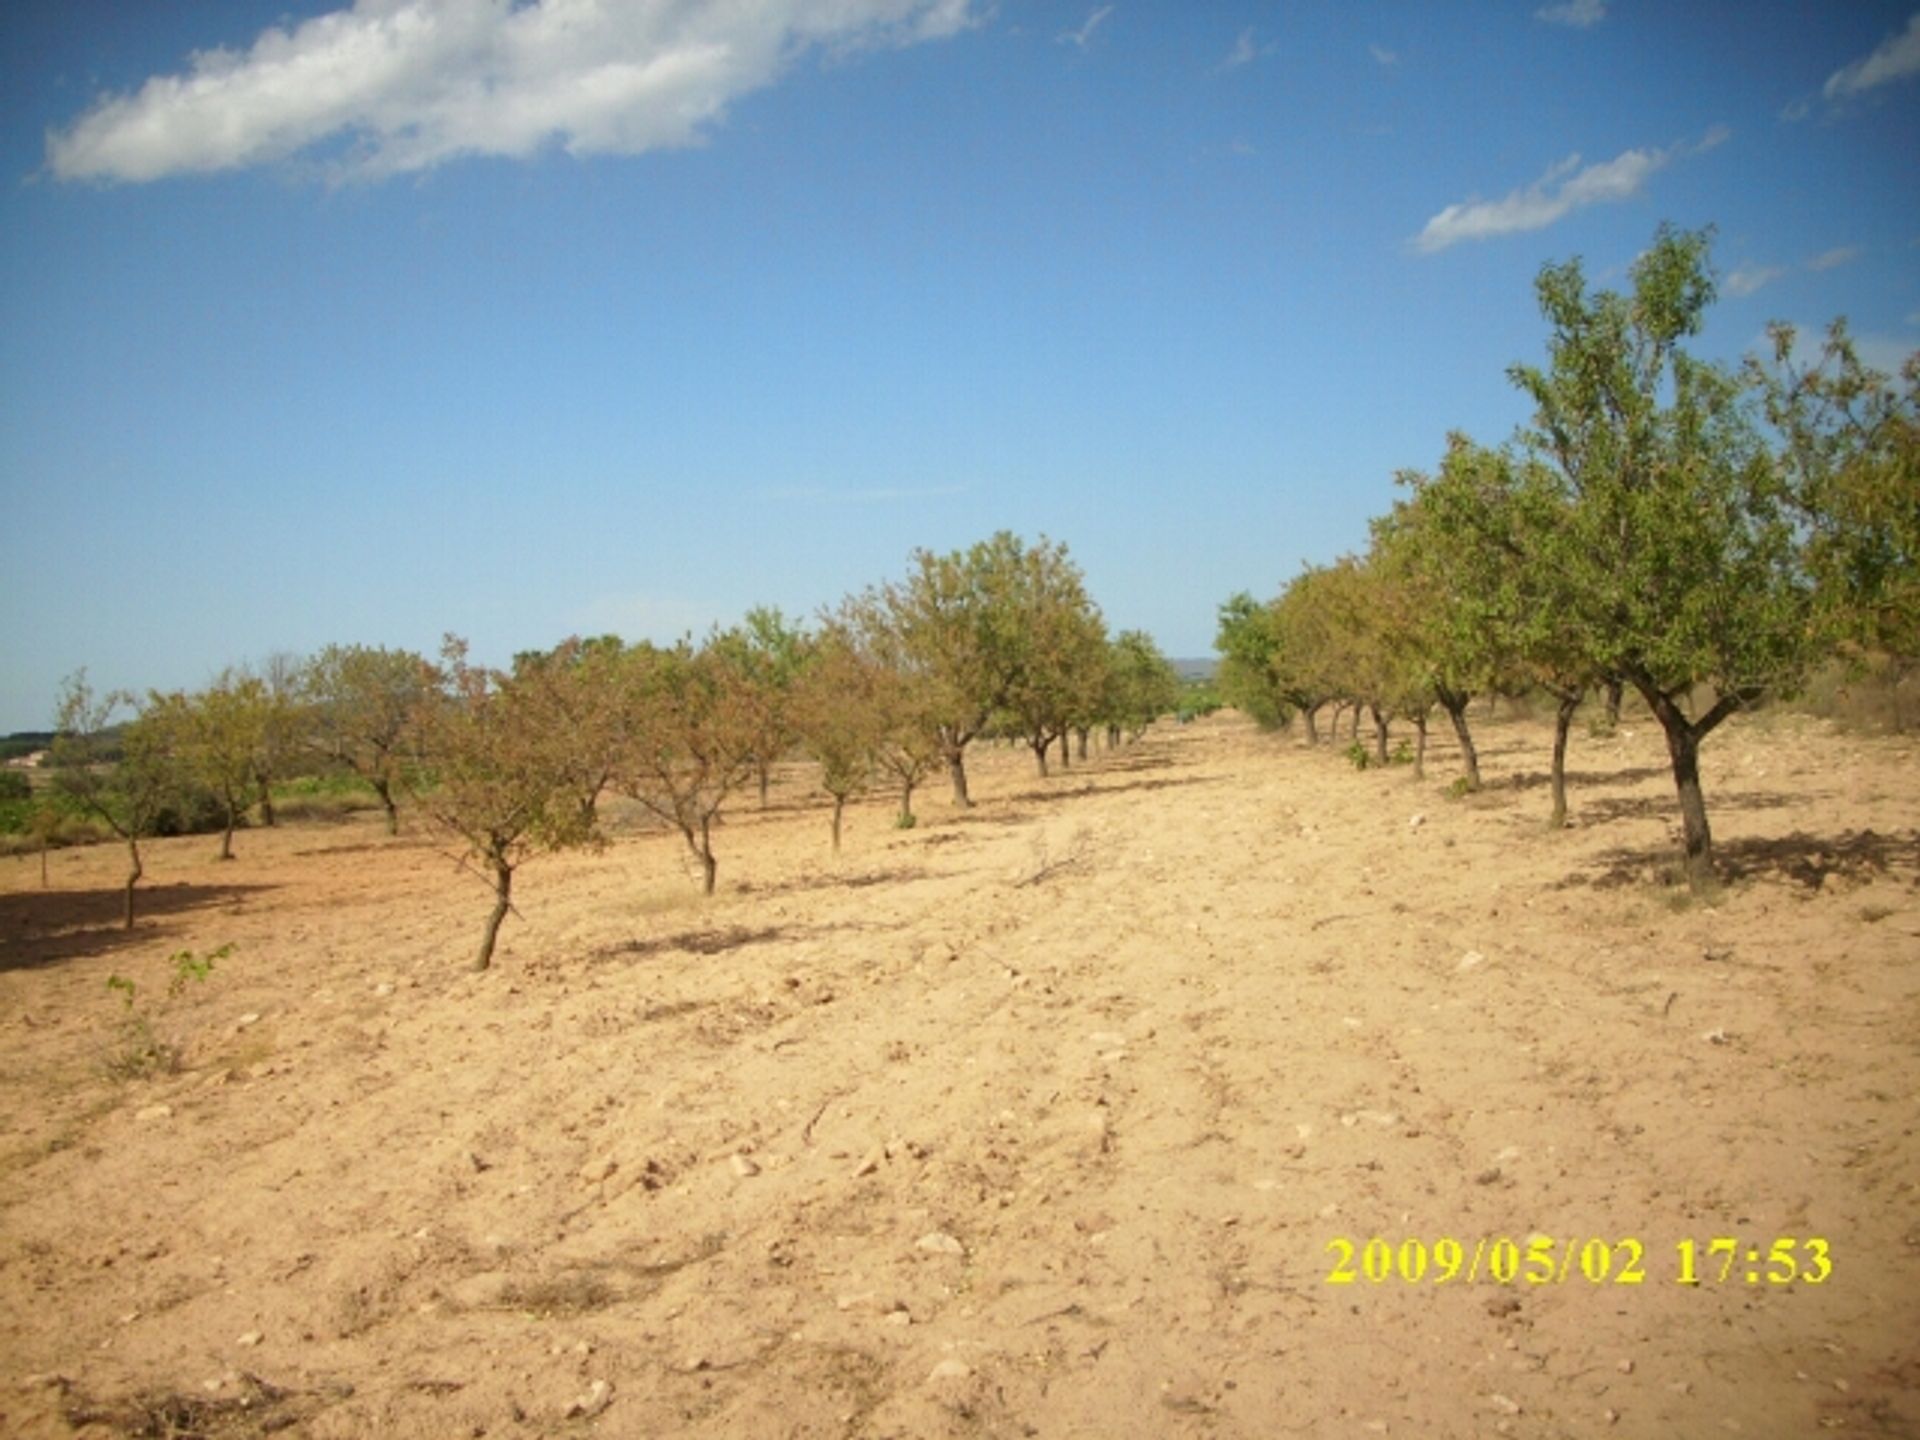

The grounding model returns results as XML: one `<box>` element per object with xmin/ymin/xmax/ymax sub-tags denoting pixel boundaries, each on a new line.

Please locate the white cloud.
<box><xmin>47</xmin><ymin>0</ymin><xmax>981</xmax><ymax>183</ymax></box>
<box><xmin>1535</xmin><ymin>0</ymin><xmax>1607</xmax><ymax>29</ymax></box>
<box><xmin>1057</xmin><ymin>6</ymin><xmax>1112</xmax><ymax>49</ymax></box>
<box><xmin>1823</xmin><ymin>12</ymin><xmax>1920</xmax><ymax>99</ymax></box>
<box><xmin>1368</xmin><ymin>44</ymin><xmax>1399</xmax><ymax>66</ymax></box>
<box><xmin>1412</xmin><ymin>129</ymin><xmax>1724</xmax><ymax>254</ymax></box>
<box><xmin>1218</xmin><ymin>27</ymin><xmax>1274</xmax><ymax>71</ymax></box>
<box><xmin>1805</xmin><ymin>245</ymin><xmax>1861</xmax><ymax>271</ymax></box>
<box><xmin>1724</xmin><ymin>263</ymin><xmax>1785</xmax><ymax>298</ymax></box>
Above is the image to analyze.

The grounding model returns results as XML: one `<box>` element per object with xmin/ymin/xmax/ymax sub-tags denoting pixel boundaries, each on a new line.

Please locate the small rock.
<box><xmin>1408</xmin><ymin>814</ymin><xmax>1425</xmax><ymax>831</ymax></box>
<box><xmin>1489</xmin><ymin>1393</ymin><xmax>1522</xmax><ymax>1416</ymax></box>
<box><xmin>233</xmin><ymin>1012</ymin><xmax>261</xmax><ymax>1031</ymax></box>
<box><xmin>373</xmin><ymin>982</ymin><xmax>395</xmax><ymax>997</ymax></box>
<box><xmin>1457</xmin><ymin>951</ymin><xmax>1486</xmax><ymax>973</ymax></box>
<box><xmin>915</xmin><ymin>1231</ymin><xmax>964</xmax><ymax>1256</ymax></box>
<box><xmin>884</xmin><ymin>1309</ymin><xmax>912</xmax><ymax>1326</ymax></box>
<box><xmin>1475</xmin><ymin>1168</ymin><xmax>1502</xmax><ymax>1186</ymax></box>
<box><xmin>135</xmin><ymin>1104</ymin><xmax>173</xmax><ymax>1122</ymax></box>
<box><xmin>1617</xmin><ymin>1359</ymin><xmax>1634</xmax><ymax>1375</ymax></box>
<box><xmin>853</xmin><ymin>1148</ymin><xmax>884</xmax><ymax>1178</ymax></box>
<box><xmin>237</xmin><ymin>1331</ymin><xmax>263</xmax><ymax>1347</ymax></box>
<box><xmin>927</xmin><ymin>1359</ymin><xmax>971</xmax><ymax>1382</ymax></box>
<box><xmin>1702</xmin><ymin>1028</ymin><xmax>1731</xmax><ymax>1046</ymax></box>
<box><xmin>564</xmin><ymin>1379</ymin><xmax>612</xmax><ymax>1419</ymax></box>
<box><xmin>836</xmin><ymin>1292</ymin><xmax>880</xmax><ymax>1312</ymax></box>
<box><xmin>1604</xmin><ymin>1408</ymin><xmax>1620</xmax><ymax>1425</ymax></box>
<box><xmin>578</xmin><ymin>1157</ymin><xmax>617</xmax><ymax>1185</ymax></box>
<box><xmin>730</xmin><ymin>1153</ymin><xmax>761</xmax><ymax>1178</ymax></box>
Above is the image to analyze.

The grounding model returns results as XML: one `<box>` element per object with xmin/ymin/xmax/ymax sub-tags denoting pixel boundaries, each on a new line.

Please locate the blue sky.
<box><xmin>2</xmin><ymin>1</ymin><xmax>1917</xmax><ymax>732</ymax></box>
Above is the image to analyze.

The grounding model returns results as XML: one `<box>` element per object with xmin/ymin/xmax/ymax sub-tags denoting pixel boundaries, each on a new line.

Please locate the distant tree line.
<box><xmin>1216</xmin><ymin>224</ymin><xmax>1917</xmax><ymax>891</ymax></box>
<box><xmin>42</xmin><ymin>533</ymin><xmax>1183</xmax><ymax>966</ymax></box>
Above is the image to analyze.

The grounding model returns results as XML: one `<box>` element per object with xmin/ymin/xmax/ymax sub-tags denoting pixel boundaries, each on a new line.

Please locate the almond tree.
<box><xmin>1752</xmin><ymin>321</ymin><xmax>1919</xmax><ymax>729</ymax></box>
<box><xmin>881</xmin><ymin>533</ymin><xmax>1090</xmax><ymax>805</ymax></box>
<box><xmin>1103</xmin><ymin>630</ymin><xmax>1182</xmax><ymax>743</ymax></box>
<box><xmin>711</xmin><ymin>607</ymin><xmax>811</xmax><ymax>807</ymax></box>
<box><xmin>609</xmin><ymin>638</ymin><xmax>759</xmax><ymax>895</ymax></box>
<box><xmin>305</xmin><ymin>644</ymin><xmax>432</xmax><ymax>835</ymax></box>
<box><xmin>408</xmin><ymin>639</ymin><xmax>601</xmax><ymax>970</ymax></box>
<box><xmin>789</xmin><ymin>632</ymin><xmax>876</xmax><ymax>851</ymax></box>
<box><xmin>161</xmin><ymin>670</ymin><xmax>267</xmax><ymax>861</ymax></box>
<box><xmin>1214</xmin><ymin>593</ymin><xmax>1295</xmax><ymax>732</ymax></box>
<box><xmin>50</xmin><ymin>673</ymin><xmax>182</xmax><ymax>929</ymax></box>
<box><xmin>830</xmin><ymin>598</ymin><xmax>945</xmax><ymax>826</ymax></box>
<box><xmin>998</xmin><ymin>541</ymin><xmax>1108</xmax><ymax>777</ymax></box>
<box><xmin>1509</xmin><ymin>225</ymin><xmax>1816</xmax><ymax>889</ymax></box>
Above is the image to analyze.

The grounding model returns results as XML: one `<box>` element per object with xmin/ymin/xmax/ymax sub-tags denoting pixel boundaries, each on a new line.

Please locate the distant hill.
<box><xmin>1170</xmin><ymin>658</ymin><xmax>1217</xmax><ymax>682</ymax></box>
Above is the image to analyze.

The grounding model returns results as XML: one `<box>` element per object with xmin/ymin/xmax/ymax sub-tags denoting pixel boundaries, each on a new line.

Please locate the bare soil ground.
<box><xmin>2</xmin><ymin>708</ymin><xmax>1916</xmax><ymax>1440</ymax></box>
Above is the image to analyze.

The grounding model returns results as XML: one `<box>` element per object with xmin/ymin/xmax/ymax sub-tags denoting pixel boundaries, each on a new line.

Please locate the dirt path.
<box><xmin>2</xmin><ymin>709</ymin><xmax>1916</xmax><ymax>1438</ymax></box>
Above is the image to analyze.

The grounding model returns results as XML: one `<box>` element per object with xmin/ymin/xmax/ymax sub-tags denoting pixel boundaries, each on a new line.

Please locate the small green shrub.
<box><xmin>894</xmin><ymin>812</ymin><xmax>918</xmax><ymax>830</ymax></box>
<box><xmin>1388</xmin><ymin>739</ymin><xmax>1414</xmax><ymax>766</ymax></box>
<box><xmin>1344</xmin><ymin>741</ymin><xmax>1372</xmax><ymax>771</ymax></box>
<box><xmin>0</xmin><ymin>770</ymin><xmax>31</xmax><ymax>801</ymax></box>
<box><xmin>100</xmin><ymin>944</ymin><xmax>231</xmax><ymax>1081</ymax></box>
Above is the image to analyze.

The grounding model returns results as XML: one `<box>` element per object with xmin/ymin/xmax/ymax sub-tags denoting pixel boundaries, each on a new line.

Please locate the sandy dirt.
<box><xmin>1</xmin><ymin>707</ymin><xmax>1916</xmax><ymax>1439</ymax></box>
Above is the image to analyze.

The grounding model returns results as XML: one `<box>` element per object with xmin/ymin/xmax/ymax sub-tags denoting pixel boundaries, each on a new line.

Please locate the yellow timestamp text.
<box><xmin>1324</xmin><ymin>1236</ymin><xmax>1833</xmax><ymax>1287</ymax></box>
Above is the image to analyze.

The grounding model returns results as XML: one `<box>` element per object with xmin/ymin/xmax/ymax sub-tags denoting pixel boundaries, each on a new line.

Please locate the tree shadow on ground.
<box><xmin>735</xmin><ymin>867</ymin><xmax>935</xmax><ymax>899</ymax></box>
<box><xmin>1498</xmin><ymin>766</ymin><xmax>1669</xmax><ymax>793</ymax></box>
<box><xmin>1562</xmin><ymin>828</ymin><xmax>1918</xmax><ymax>891</ymax></box>
<box><xmin>1002</xmin><ymin>774</ymin><xmax>1218</xmax><ymax>806</ymax></box>
<box><xmin>1573</xmin><ymin>790</ymin><xmax>1808</xmax><ymax>827</ymax></box>
<box><xmin>0</xmin><ymin>882</ymin><xmax>279</xmax><ymax>972</ymax></box>
<box><xmin>594</xmin><ymin>923</ymin><xmax>802</xmax><ymax>962</ymax></box>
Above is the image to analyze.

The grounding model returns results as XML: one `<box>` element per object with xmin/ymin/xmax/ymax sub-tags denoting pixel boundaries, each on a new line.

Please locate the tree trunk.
<box><xmin>1030</xmin><ymin>737</ymin><xmax>1049</xmax><ymax>777</ymax></box>
<box><xmin>1637</xmin><ymin>685</ymin><xmax>1717</xmax><ymax>892</ymax></box>
<box><xmin>375</xmin><ymin>778</ymin><xmax>399</xmax><ymax>836</ymax></box>
<box><xmin>1107</xmin><ymin>723</ymin><xmax>1121</xmax><ymax>749</ymax></box>
<box><xmin>1437</xmin><ymin>686</ymin><xmax>1480</xmax><ymax>792</ymax></box>
<box><xmin>1413</xmin><ymin>714</ymin><xmax>1427</xmax><ymax>779</ymax></box>
<box><xmin>1076</xmin><ymin>728</ymin><xmax>1090</xmax><ymax>761</ymax></box>
<box><xmin>123</xmin><ymin>837</ymin><xmax>142</xmax><ymax>930</ymax></box>
<box><xmin>699</xmin><ymin>816</ymin><xmax>718</xmax><ymax>896</ymax></box>
<box><xmin>1371</xmin><ymin>706</ymin><xmax>1389</xmax><ymax>766</ymax></box>
<box><xmin>1549</xmin><ymin>691</ymin><xmax>1581</xmax><ymax>828</ymax></box>
<box><xmin>474</xmin><ymin>857</ymin><xmax>512</xmax><ymax>971</ymax></box>
<box><xmin>946</xmin><ymin>751</ymin><xmax>972</xmax><ymax>808</ymax></box>
<box><xmin>257</xmin><ymin>773</ymin><xmax>276</xmax><ymax>827</ymax></box>
<box><xmin>219</xmin><ymin>808</ymin><xmax>236</xmax><ymax>861</ymax></box>
<box><xmin>899</xmin><ymin>777</ymin><xmax>915</xmax><ymax>825</ymax></box>
<box><xmin>831</xmin><ymin>794</ymin><xmax>845</xmax><ymax>852</ymax></box>
<box><xmin>1605</xmin><ymin>678</ymin><xmax>1624</xmax><ymax>729</ymax></box>
<box><xmin>1057</xmin><ymin>730</ymin><xmax>1071</xmax><ymax>771</ymax></box>
<box><xmin>758</xmin><ymin>761</ymin><xmax>771</xmax><ymax>810</ymax></box>
<box><xmin>1350</xmin><ymin>705</ymin><xmax>1363</xmax><ymax>743</ymax></box>
<box><xmin>1303</xmin><ymin>705</ymin><xmax>1320</xmax><ymax>746</ymax></box>
<box><xmin>40</xmin><ymin>838</ymin><xmax>49</xmax><ymax>889</ymax></box>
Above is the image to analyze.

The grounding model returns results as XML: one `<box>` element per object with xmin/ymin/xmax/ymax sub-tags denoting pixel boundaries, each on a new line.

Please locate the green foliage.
<box><xmin>304</xmin><ymin>643</ymin><xmax>434</xmax><ymax>830</ymax></box>
<box><xmin>1213</xmin><ymin>593</ymin><xmax>1292</xmax><ymax>729</ymax></box>
<box><xmin>1344</xmin><ymin>740</ymin><xmax>1373</xmax><ymax>771</ymax></box>
<box><xmin>1104</xmin><ymin>630</ymin><xmax>1182</xmax><ymax>737</ymax></box>
<box><xmin>882</xmin><ymin>532</ymin><xmax>1106</xmax><ymax>785</ymax></box>
<box><xmin>1389</xmin><ymin>739</ymin><xmax>1414</xmax><ymax>766</ymax></box>
<box><xmin>100</xmin><ymin>944</ymin><xmax>228</xmax><ymax>1081</ymax></box>
<box><xmin>1176</xmin><ymin>681</ymin><xmax>1222</xmax><ymax>722</ymax></box>
<box><xmin>0</xmin><ymin>770</ymin><xmax>30</xmax><ymax>801</ymax></box>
